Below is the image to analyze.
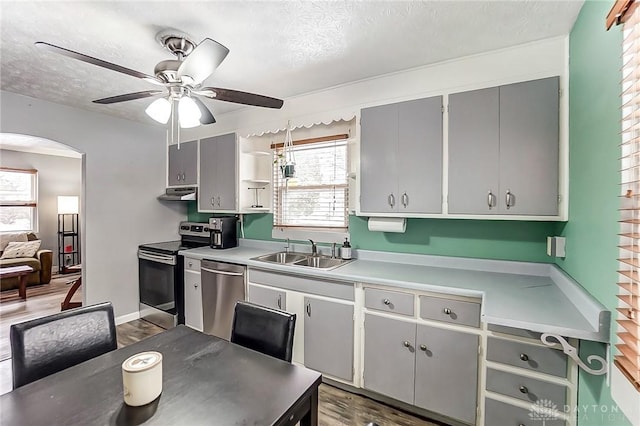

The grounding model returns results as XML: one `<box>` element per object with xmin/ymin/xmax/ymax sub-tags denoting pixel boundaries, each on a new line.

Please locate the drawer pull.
<box><xmin>520</xmin><ymin>353</ymin><xmax>529</xmax><ymax>361</ymax></box>
<box><xmin>519</xmin><ymin>385</ymin><xmax>529</xmax><ymax>394</ymax></box>
<box><xmin>419</xmin><ymin>344</ymin><xmax>427</xmax><ymax>351</ymax></box>
<box><xmin>383</xmin><ymin>298</ymin><xmax>391</xmax><ymax>305</ymax></box>
<box><xmin>443</xmin><ymin>307</ymin><xmax>452</xmax><ymax>315</ymax></box>
<box><xmin>403</xmin><ymin>341</ymin><xmax>411</xmax><ymax>348</ymax></box>
<box><xmin>188</xmin><ymin>261</ymin><xmax>193</xmax><ymax>267</ymax></box>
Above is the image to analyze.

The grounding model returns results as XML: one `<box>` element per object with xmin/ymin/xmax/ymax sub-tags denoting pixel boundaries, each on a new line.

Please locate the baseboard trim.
<box><xmin>115</xmin><ymin>311</ymin><xmax>140</xmax><ymax>325</ymax></box>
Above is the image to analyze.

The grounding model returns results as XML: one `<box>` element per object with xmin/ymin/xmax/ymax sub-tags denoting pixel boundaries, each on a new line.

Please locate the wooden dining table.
<box><xmin>0</xmin><ymin>325</ymin><xmax>322</xmax><ymax>425</ymax></box>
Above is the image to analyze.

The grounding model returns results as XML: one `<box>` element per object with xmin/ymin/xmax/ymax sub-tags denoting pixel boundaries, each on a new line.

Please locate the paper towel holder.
<box><xmin>367</xmin><ymin>217</ymin><xmax>407</xmax><ymax>233</ymax></box>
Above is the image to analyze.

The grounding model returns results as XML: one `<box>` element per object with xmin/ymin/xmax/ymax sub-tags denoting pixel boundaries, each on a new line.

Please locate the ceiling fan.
<box><xmin>35</xmin><ymin>30</ymin><xmax>284</xmax><ymax>127</ymax></box>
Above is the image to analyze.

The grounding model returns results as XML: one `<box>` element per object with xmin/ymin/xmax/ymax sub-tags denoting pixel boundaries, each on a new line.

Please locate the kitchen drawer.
<box><xmin>486</xmin><ymin>368</ymin><xmax>567</xmax><ymax>406</ymax></box>
<box><xmin>419</xmin><ymin>295</ymin><xmax>480</xmax><ymax>328</ymax></box>
<box><xmin>485</xmin><ymin>398</ymin><xmax>566</xmax><ymax>426</ymax></box>
<box><xmin>487</xmin><ymin>337</ymin><xmax>567</xmax><ymax>377</ymax></box>
<box><xmin>364</xmin><ymin>288</ymin><xmax>414</xmax><ymax>316</ymax></box>
<box><xmin>184</xmin><ymin>258</ymin><xmax>201</xmax><ymax>272</ymax></box>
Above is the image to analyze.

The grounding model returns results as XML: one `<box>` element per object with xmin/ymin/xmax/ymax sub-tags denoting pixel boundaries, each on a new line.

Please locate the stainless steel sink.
<box><xmin>292</xmin><ymin>256</ymin><xmax>347</xmax><ymax>269</ymax></box>
<box><xmin>252</xmin><ymin>252</ymin><xmax>352</xmax><ymax>270</ymax></box>
<box><xmin>253</xmin><ymin>252</ymin><xmax>308</xmax><ymax>264</ymax></box>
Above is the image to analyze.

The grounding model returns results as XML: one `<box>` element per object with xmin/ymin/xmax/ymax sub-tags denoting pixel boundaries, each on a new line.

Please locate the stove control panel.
<box><xmin>179</xmin><ymin>221</ymin><xmax>210</xmax><ymax>237</ymax></box>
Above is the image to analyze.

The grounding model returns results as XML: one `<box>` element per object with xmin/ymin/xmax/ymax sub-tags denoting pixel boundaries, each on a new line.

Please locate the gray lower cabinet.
<box><xmin>448</xmin><ymin>77</ymin><xmax>559</xmax><ymax>216</ymax></box>
<box><xmin>360</xmin><ymin>96</ymin><xmax>443</xmax><ymax>214</ymax></box>
<box><xmin>414</xmin><ymin>325</ymin><xmax>479</xmax><ymax>424</ymax></box>
<box><xmin>199</xmin><ymin>133</ymin><xmax>237</xmax><ymax>211</ymax></box>
<box><xmin>168</xmin><ymin>140</ymin><xmax>197</xmax><ymax>186</ymax></box>
<box><xmin>304</xmin><ymin>297</ymin><xmax>354</xmax><ymax>382</ymax></box>
<box><xmin>485</xmin><ymin>398</ymin><xmax>566</xmax><ymax>426</ymax></box>
<box><xmin>363</xmin><ymin>314</ymin><xmax>416</xmax><ymax>404</ymax></box>
<box><xmin>247</xmin><ymin>283</ymin><xmax>286</xmax><ymax>310</ymax></box>
<box><xmin>364</xmin><ymin>314</ymin><xmax>479</xmax><ymax>424</ymax></box>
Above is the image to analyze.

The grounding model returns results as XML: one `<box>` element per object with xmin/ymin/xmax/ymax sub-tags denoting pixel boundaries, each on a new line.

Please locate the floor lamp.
<box><xmin>57</xmin><ymin>196</ymin><xmax>80</xmax><ymax>274</ymax></box>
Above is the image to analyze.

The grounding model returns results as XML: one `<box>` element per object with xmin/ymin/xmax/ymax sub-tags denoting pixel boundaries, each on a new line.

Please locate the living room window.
<box><xmin>0</xmin><ymin>167</ymin><xmax>38</xmax><ymax>232</ymax></box>
<box><xmin>272</xmin><ymin>136</ymin><xmax>349</xmax><ymax>233</ymax></box>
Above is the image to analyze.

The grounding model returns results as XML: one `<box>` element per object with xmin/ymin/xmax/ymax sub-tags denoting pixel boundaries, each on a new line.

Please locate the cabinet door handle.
<box><xmin>182</xmin><ymin>173</ymin><xmax>186</xmax><ymax>181</ymax></box>
<box><xmin>487</xmin><ymin>190</ymin><xmax>495</xmax><ymax>209</ymax></box>
<box><xmin>419</xmin><ymin>344</ymin><xmax>427</xmax><ymax>351</ymax></box>
<box><xmin>383</xmin><ymin>298</ymin><xmax>391</xmax><ymax>306</ymax></box>
<box><xmin>520</xmin><ymin>353</ymin><xmax>529</xmax><ymax>361</ymax></box>
<box><xmin>306</xmin><ymin>303</ymin><xmax>311</xmax><ymax>317</ymax></box>
<box><xmin>277</xmin><ymin>294</ymin><xmax>282</xmax><ymax>309</ymax></box>
<box><xmin>519</xmin><ymin>385</ymin><xmax>529</xmax><ymax>394</ymax></box>
<box><xmin>401</xmin><ymin>192</ymin><xmax>408</xmax><ymax>208</ymax></box>
<box><xmin>177</xmin><ymin>173</ymin><xmax>181</xmax><ymax>181</ymax></box>
<box><xmin>505</xmin><ymin>190</ymin><xmax>514</xmax><ymax>209</ymax></box>
<box><xmin>188</xmin><ymin>261</ymin><xmax>193</xmax><ymax>267</ymax></box>
<box><xmin>211</xmin><ymin>197</ymin><xmax>215</xmax><ymax>206</ymax></box>
<box><xmin>402</xmin><ymin>341</ymin><xmax>411</xmax><ymax>349</ymax></box>
<box><xmin>388</xmin><ymin>193</ymin><xmax>395</xmax><ymax>208</ymax></box>
<box><xmin>194</xmin><ymin>283</ymin><xmax>199</xmax><ymax>288</ymax></box>
<box><xmin>217</xmin><ymin>196</ymin><xmax>221</xmax><ymax>207</ymax></box>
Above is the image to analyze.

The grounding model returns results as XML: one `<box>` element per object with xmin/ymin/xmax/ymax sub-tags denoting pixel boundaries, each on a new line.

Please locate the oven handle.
<box><xmin>138</xmin><ymin>250</ymin><xmax>177</xmax><ymax>265</ymax></box>
<box><xmin>201</xmin><ymin>267</ymin><xmax>244</xmax><ymax>277</ymax></box>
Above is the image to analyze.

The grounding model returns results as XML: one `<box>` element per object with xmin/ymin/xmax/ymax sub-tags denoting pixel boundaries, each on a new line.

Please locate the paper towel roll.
<box><xmin>367</xmin><ymin>217</ymin><xmax>406</xmax><ymax>233</ymax></box>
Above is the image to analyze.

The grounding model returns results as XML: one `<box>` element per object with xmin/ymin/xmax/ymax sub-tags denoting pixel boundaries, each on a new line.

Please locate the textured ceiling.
<box><xmin>0</xmin><ymin>0</ymin><xmax>583</xmax><ymax>127</ymax></box>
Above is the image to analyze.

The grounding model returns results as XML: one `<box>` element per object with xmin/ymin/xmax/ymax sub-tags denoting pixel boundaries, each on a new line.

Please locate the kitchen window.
<box><xmin>272</xmin><ymin>136</ymin><xmax>349</xmax><ymax>235</ymax></box>
<box><xmin>0</xmin><ymin>168</ymin><xmax>38</xmax><ymax>232</ymax></box>
<box><xmin>616</xmin><ymin>2</ymin><xmax>640</xmax><ymax>391</ymax></box>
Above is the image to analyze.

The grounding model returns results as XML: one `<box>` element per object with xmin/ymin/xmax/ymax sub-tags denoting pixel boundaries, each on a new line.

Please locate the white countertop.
<box><xmin>180</xmin><ymin>240</ymin><xmax>609</xmax><ymax>343</ymax></box>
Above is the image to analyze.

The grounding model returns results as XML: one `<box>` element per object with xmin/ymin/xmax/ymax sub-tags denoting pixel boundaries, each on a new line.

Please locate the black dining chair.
<box><xmin>10</xmin><ymin>301</ymin><xmax>118</xmax><ymax>389</ymax></box>
<box><xmin>230</xmin><ymin>301</ymin><xmax>296</xmax><ymax>362</ymax></box>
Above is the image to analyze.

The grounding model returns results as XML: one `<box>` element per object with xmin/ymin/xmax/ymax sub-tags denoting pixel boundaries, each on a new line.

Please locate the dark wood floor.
<box><xmin>117</xmin><ymin>320</ymin><xmax>440</xmax><ymax>426</ymax></box>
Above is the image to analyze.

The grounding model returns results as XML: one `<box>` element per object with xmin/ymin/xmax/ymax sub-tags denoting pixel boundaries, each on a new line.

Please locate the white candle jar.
<box><xmin>122</xmin><ymin>351</ymin><xmax>163</xmax><ymax>406</ymax></box>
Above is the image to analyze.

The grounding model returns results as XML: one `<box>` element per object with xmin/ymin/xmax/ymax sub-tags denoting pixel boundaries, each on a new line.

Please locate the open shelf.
<box><xmin>243</xmin><ymin>179</ymin><xmax>270</xmax><ymax>185</ymax></box>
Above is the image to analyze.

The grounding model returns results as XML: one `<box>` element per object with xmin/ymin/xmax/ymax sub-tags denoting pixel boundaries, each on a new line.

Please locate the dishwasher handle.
<box><xmin>201</xmin><ymin>267</ymin><xmax>244</xmax><ymax>277</ymax></box>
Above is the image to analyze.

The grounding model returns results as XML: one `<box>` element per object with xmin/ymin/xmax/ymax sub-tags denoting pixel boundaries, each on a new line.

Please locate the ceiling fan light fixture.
<box><xmin>178</xmin><ymin>96</ymin><xmax>202</xmax><ymax>128</ymax></box>
<box><xmin>145</xmin><ymin>97</ymin><xmax>171</xmax><ymax>124</ymax></box>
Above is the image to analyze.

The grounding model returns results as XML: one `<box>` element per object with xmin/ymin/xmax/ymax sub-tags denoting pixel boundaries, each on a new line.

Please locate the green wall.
<box><xmin>556</xmin><ymin>1</ymin><xmax>629</xmax><ymax>425</ymax></box>
<box><xmin>190</xmin><ymin>201</ymin><xmax>558</xmax><ymax>262</ymax></box>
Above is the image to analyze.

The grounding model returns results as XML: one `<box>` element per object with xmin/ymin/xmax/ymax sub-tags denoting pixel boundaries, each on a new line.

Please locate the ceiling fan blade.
<box><xmin>177</xmin><ymin>38</ymin><xmax>229</xmax><ymax>85</ymax></box>
<box><xmin>93</xmin><ymin>90</ymin><xmax>164</xmax><ymax>104</ymax></box>
<box><xmin>192</xmin><ymin>97</ymin><xmax>216</xmax><ymax>124</ymax></box>
<box><xmin>35</xmin><ymin>41</ymin><xmax>164</xmax><ymax>86</ymax></box>
<box><xmin>195</xmin><ymin>87</ymin><xmax>284</xmax><ymax>109</ymax></box>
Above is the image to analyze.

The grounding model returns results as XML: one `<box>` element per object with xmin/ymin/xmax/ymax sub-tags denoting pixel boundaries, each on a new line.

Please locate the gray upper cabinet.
<box><xmin>499</xmin><ymin>77</ymin><xmax>559</xmax><ymax>215</ymax></box>
<box><xmin>448</xmin><ymin>77</ymin><xmax>560</xmax><ymax>216</ymax></box>
<box><xmin>363</xmin><ymin>314</ymin><xmax>416</xmax><ymax>405</ymax></box>
<box><xmin>360</xmin><ymin>103</ymin><xmax>398</xmax><ymax>213</ymax></box>
<box><xmin>168</xmin><ymin>140</ymin><xmax>198</xmax><ymax>186</ymax></box>
<box><xmin>414</xmin><ymin>325</ymin><xmax>479</xmax><ymax>424</ymax></box>
<box><xmin>199</xmin><ymin>133</ymin><xmax>237</xmax><ymax>212</ymax></box>
<box><xmin>304</xmin><ymin>297</ymin><xmax>354</xmax><ymax>382</ymax></box>
<box><xmin>360</xmin><ymin>96</ymin><xmax>443</xmax><ymax>214</ymax></box>
<box><xmin>448</xmin><ymin>87</ymin><xmax>500</xmax><ymax>214</ymax></box>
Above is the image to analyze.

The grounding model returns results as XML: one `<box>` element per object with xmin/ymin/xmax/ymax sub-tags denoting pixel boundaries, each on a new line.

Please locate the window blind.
<box><xmin>617</xmin><ymin>9</ymin><xmax>640</xmax><ymax>391</ymax></box>
<box><xmin>273</xmin><ymin>138</ymin><xmax>349</xmax><ymax>230</ymax></box>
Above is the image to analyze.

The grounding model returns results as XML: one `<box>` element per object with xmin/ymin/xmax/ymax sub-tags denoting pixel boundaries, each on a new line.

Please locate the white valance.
<box><xmin>240</xmin><ymin>109</ymin><xmax>357</xmax><ymax>138</ymax></box>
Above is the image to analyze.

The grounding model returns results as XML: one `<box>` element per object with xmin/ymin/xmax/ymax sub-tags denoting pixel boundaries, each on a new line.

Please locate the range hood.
<box><xmin>157</xmin><ymin>187</ymin><xmax>197</xmax><ymax>201</ymax></box>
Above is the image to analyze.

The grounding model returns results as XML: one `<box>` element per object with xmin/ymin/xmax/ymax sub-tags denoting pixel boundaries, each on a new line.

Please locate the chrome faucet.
<box><xmin>309</xmin><ymin>239</ymin><xmax>318</xmax><ymax>256</ymax></box>
<box><xmin>331</xmin><ymin>242</ymin><xmax>337</xmax><ymax>259</ymax></box>
<box><xmin>284</xmin><ymin>238</ymin><xmax>290</xmax><ymax>253</ymax></box>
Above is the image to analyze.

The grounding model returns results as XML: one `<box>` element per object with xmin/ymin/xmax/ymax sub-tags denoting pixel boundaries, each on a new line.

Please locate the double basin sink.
<box><xmin>252</xmin><ymin>251</ymin><xmax>352</xmax><ymax>270</ymax></box>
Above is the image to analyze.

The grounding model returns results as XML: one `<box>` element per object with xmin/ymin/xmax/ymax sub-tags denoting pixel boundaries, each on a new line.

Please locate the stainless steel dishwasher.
<box><xmin>200</xmin><ymin>259</ymin><xmax>246</xmax><ymax>340</ymax></box>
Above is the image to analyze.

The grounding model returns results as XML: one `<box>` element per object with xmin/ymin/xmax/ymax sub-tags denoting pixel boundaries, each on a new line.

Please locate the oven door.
<box><xmin>138</xmin><ymin>249</ymin><xmax>178</xmax><ymax>315</ymax></box>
